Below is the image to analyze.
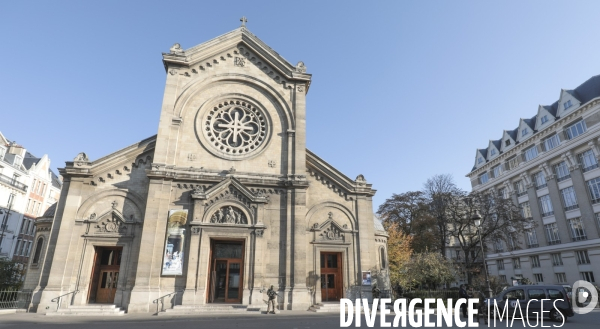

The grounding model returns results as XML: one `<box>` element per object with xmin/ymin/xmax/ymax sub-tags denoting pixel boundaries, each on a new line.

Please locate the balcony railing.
<box><xmin>557</xmin><ymin>175</ymin><xmax>571</xmax><ymax>182</ymax></box>
<box><xmin>0</xmin><ymin>173</ymin><xmax>27</xmax><ymax>192</ymax></box>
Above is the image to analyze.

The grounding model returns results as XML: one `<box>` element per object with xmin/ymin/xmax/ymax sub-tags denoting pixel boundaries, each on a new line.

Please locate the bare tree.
<box><xmin>423</xmin><ymin>174</ymin><xmax>460</xmax><ymax>257</ymax></box>
<box><xmin>445</xmin><ymin>190</ymin><xmax>534</xmax><ymax>284</ymax></box>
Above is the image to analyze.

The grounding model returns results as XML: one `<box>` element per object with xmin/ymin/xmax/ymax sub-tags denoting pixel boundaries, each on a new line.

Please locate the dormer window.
<box><xmin>564</xmin><ymin>100</ymin><xmax>573</xmax><ymax>110</ymax></box>
<box><xmin>505</xmin><ymin>140</ymin><xmax>511</xmax><ymax>147</ymax></box>
<box><xmin>541</xmin><ymin>115</ymin><xmax>548</xmax><ymax>124</ymax></box>
<box><xmin>478</xmin><ymin>157</ymin><xmax>484</xmax><ymax>164</ymax></box>
<box><xmin>14</xmin><ymin>155</ymin><xmax>22</xmax><ymax>166</ymax></box>
<box><xmin>490</xmin><ymin>149</ymin><xmax>496</xmax><ymax>156</ymax></box>
<box><xmin>522</xmin><ymin>128</ymin><xmax>529</xmax><ymax>137</ymax></box>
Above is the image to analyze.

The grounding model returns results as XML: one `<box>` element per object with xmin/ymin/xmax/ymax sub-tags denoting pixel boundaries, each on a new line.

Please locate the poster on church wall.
<box><xmin>162</xmin><ymin>209</ymin><xmax>188</xmax><ymax>276</ymax></box>
<box><xmin>362</xmin><ymin>271</ymin><xmax>372</xmax><ymax>286</ymax></box>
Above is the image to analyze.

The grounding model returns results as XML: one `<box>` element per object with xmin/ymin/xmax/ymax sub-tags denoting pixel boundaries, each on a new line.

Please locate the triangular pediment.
<box><xmin>193</xmin><ymin>176</ymin><xmax>268</xmax><ymax>205</ymax></box>
<box><xmin>310</xmin><ymin>212</ymin><xmax>351</xmax><ymax>243</ymax></box>
<box><xmin>83</xmin><ymin>209</ymin><xmax>131</xmax><ymax>235</ymax></box>
<box><xmin>162</xmin><ymin>27</ymin><xmax>311</xmax><ymax>84</ymax></box>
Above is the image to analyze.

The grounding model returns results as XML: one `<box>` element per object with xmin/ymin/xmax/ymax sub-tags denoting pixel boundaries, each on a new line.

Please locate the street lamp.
<box><xmin>472</xmin><ymin>209</ymin><xmax>493</xmax><ymax>298</ymax></box>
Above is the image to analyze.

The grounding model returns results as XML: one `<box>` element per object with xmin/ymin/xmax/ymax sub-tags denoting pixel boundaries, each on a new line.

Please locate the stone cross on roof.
<box><xmin>240</xmin><ymin>16</ymin><xmax>247</xmax><ymax>28</ymax></box>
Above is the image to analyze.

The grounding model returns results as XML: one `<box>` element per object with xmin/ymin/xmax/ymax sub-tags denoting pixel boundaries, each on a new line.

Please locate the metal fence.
<box><xmin>0</xmin><ymin>290</ymin><xmax>32</xmax><ymax>309</ymax></box>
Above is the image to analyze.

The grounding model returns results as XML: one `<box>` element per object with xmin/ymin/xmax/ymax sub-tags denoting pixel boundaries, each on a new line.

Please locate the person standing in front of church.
<box><xmin>266</xmin><ymin>285</ymin><xmax>278</xmax><ymax>314</ymax></box>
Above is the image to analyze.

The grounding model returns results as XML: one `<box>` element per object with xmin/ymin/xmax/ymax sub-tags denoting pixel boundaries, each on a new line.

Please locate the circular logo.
<box><xmin>200</xmin><ymin>100</ymin><xmax>269</xmax><ymax>159</ymax></box>
<box><xmin>573</xmin><ymin>280</ymin><xmax>599</xmax><ymax>314</ymax></box>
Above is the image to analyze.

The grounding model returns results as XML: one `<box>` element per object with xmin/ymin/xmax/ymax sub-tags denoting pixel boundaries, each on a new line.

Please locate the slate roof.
<box><xmin>41</xmin><ymin>202</ymin><xmax>57</xmax><ymax>218</ymax></box>
<box><xmin>50</xmin><ymin>169</ymin><xmax>62</xmax><ymax>189</ymax></box>
<box><xmin>471</xmin><ymin>74</ymin><xmax>600</xmax><ymax>173</ymax></box>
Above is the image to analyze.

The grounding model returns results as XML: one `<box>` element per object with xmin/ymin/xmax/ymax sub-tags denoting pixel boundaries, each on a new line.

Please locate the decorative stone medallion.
<box><xmin>199</xmin><ymin>100</ymin><xmax>269</xmax><ymax>159</ymax></box>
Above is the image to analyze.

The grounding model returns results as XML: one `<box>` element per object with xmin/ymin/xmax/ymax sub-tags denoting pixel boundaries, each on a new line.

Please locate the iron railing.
<box><xmin>152</xmin><ymin>290</ymin><xmax>182</xmax><ymax>315</ymax></box>
<box><xmin>0</xmin><ymin>290</ymin><xmax>32</xmax><ymax>309</ymax></box>
<box><xmin>0</xmin><ymin>173</ymin><xmax>28</xmax><ymax>192</ymax></box>
<box><xmin>50</xmin><ymin>290</ymin><xmax>79</xmax><ymax>311</ymax></box>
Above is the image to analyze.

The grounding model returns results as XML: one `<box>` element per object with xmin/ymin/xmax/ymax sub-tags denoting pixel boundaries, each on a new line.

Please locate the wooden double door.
<box><xmin>320</xmin><ymin>252</ymin><xmax>343</xmax><ymax>301</ymax></box>
<box><xmin>88</xmin><ymin>247</ymin><xmax>122</xmax><ymax>304</ymax></box>
<box><xmin>208</xmin><ymin>241</ymin><xmax>244</xmax><ymax>303</ymax></box>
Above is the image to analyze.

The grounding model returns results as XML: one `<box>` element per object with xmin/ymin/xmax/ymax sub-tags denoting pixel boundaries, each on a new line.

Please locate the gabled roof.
<box><xmin>162</xmin><ymin>27</ymin><xmax>311</xmax><ymax>83</ymax></box>
<box><xmin>491</xmin><ymin>140</ymin><xmax>501</xmax><ymax>151</ymax></box>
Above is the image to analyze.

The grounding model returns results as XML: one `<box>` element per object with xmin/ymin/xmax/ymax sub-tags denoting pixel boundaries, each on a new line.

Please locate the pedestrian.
<box><xmin>266</xmin><ymin>285</ymin><xmax>278</xmax><ymax>314</ymax></box>
<box><xmin>459</xmin><ymin>284</ymin><xmax>469</xmax><ymax>318</ymax></box>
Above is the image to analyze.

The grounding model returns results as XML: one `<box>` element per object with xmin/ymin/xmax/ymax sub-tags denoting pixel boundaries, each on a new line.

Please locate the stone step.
<box><xmin>46</xmin><ymin>305</ymin><xmax>125</xmax><ymax>316</ymax></box>
<box><xmin>159</xmin><ymin>304</ymin><xmax>263</xmax><ymax>316</ymax></box>
<box><xmin>309</xmin><ymin>303</ymin><xmax>344</xmax><ymax>313</ymax></box>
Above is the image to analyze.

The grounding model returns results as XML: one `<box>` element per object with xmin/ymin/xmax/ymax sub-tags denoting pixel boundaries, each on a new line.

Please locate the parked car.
<box><xmin>486</xmin><ymin>285</ymin><xmax>574</xmax><ymax>323</ymax></box>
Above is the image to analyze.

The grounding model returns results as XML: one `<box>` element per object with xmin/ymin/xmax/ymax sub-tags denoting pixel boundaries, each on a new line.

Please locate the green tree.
<box><xmin>400</xmin><ymin>251</ymin><xmax>456</xmax><ymax>289</ymax></box>
<box><xmin>377</xmin><ymin>191</ymin><xmax>438</xmax><ymax>253</ymax></box>
<box><xmin>0</xmin><ymin>259</ymin><xmax>22</xmax><ymax>290</ymax></box>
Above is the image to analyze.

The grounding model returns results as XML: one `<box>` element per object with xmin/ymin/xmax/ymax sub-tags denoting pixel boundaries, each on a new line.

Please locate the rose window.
<box><xmin>202</xmin><ymin>100</ymin><xmax>268</xmax><ymax>157</ymax></box>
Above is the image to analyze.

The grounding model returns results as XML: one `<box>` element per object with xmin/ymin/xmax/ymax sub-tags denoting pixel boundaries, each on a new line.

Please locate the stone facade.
<box><xmin>467</xmin><ymin>75</ymin><xmax>600</xmax><ymax>287</ymax></box>
<box><xmin>25</xmin><ymin>26</ymin><xmax>388</xmax><ymax>313</ymax></box>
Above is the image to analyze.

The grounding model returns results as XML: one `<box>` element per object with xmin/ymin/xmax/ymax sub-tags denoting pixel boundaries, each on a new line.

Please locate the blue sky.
<box><xmin>2</xmin><ymin>1</ymin><xmax>600</xmax><ymax>209</ymax></box>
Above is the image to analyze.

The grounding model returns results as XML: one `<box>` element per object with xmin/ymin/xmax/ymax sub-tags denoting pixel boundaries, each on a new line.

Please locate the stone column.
<box><xmin>182</xmin><ymin>195</ymin><xmax>205</xmax><ymax>306</ymax></box>
<box><xmin>127</xmin><ymin>178</ymin><xmax>172</xmax><ymax>313</ymax></box>
<box><xmin>36</xmin><ymin>172</ymin><xmax>87</xmax><ymax>312</ymax></box>
<box><xmin>291</xmin><ymin>188</ymin><xmax>309</xmax><ymax>310</ymax></box>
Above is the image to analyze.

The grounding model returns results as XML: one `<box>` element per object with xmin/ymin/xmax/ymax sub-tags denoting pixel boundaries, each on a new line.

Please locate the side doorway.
<box><xmin>320</xmin><ymin>252</ymin><xmax>343</xmax><ymax>302</ymax></box>
<box><xmin>88</xmin><ymin>247</ymin><xmax>122</xmax><ymax>304</ymax></box>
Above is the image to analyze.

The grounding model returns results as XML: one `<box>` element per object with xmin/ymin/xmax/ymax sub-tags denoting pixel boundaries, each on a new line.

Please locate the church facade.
<box><xmin>26</xmin><ymin>24</ymin><xmax>388</xmax><ymax>313</ymax></box>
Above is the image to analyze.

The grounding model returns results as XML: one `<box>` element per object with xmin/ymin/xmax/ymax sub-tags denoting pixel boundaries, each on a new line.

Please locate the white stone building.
<box><xmin>25</xmin><ymin>24</ymin><xmax>388</xmax><ymax>314</ymax></box>
<box><xmin>0</xmin><ymin>133</ymin><xmax>62</xmax><ymax>268</ymax></box>
<box><xmin>467</xmin><ymin>75</ymin><xmax>600</xmax><ymax>287</ymax></box>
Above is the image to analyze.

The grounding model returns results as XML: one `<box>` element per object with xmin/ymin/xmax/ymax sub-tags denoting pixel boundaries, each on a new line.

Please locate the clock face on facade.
<box><xmin>198</xmin><ymin>99</ymin><xmax>270</xmax><ymax>160</ymax></box>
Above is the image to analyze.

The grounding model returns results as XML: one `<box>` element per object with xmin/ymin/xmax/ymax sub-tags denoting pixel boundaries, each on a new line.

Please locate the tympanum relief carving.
<box><xmin>209</xmin><ymin>206</ymin><xmax>248</xmax><ymax>224</ymax></box>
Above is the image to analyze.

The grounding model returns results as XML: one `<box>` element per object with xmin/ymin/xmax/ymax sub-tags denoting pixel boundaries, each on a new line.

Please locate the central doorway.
<box><xmin>208</xmin><ymin>240</ymin><xmax>244</xmax><ymax>303</ymax></box>
<box><xmin>320</xmin><ymin>252</ymin><xmax>343</xmax><ymax>301</ymax></box>
<box><xmin>88</xmin><ymin>247</ymin><xmax>122</xmax><ymax>304</ymax></box>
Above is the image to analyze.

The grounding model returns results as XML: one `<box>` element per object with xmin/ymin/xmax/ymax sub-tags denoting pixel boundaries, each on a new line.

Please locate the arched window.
<box><xmin>380</xmin><ymin>247</ymin><xmax>387</xmax><ymax>269</ymax></box>
<box><xmin>32</xmin><ymin>237</ymin><xmax>44</xmax><ymax>264</ymax></box>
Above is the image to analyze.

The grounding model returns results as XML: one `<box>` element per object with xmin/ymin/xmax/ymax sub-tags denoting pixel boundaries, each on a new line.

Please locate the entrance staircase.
<box><xmin>46</xmin><ymin>305</ymin><xmax>125</xmax><ymax>316</ymax></box>
<box><xmin>309</xmin><ymin>302</ymin><xmax>344</xmax><ymax>313</ymax></box>
<box><xmin>158</xmin><ymin>304</ymin><xmax>263</xmax><ymax>316</ymax></box>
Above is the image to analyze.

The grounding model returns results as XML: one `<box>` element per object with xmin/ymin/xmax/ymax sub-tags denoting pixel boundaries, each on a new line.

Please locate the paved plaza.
<box><xmin>1</xmin><ymin>310</ymin><xmax>599</xmax><ymax>329</ymax></box>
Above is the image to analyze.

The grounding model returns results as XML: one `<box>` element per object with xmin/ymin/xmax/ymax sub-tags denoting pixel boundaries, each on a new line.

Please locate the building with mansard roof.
<box><xmin>25</xmin><ymin>23</ymin><xmax>388</xmax><ymax>314</ymax></box>
<box><xmin>0</xmin><ymin>132</ymin><xmax>62</xmax><ymax>272</ymax></box>
<box><xmin>466</xmin><ymin>75</ymin><xmax>600</xmax><ymax>287</ymax></box>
